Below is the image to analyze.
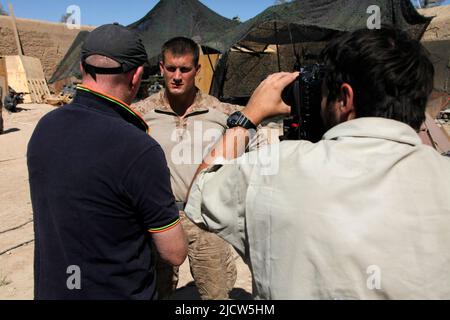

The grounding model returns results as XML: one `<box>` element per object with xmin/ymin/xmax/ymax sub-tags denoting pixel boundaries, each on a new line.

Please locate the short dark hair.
<box><xmin>161</xmin><ymin>37</ymin><xmax>200</xmax><ymax>66</ymax></box>
<box><xmin>321</xmin><ymin>27</ymin><xmax>434</xmax><ymax>131</ymax></box>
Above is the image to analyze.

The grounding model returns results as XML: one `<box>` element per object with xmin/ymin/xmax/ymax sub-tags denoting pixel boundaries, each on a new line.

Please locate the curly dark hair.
<box><xmin>321</xmin><ymin>26</ymin><xmax>434</xmax><ymax>131</ymax></box>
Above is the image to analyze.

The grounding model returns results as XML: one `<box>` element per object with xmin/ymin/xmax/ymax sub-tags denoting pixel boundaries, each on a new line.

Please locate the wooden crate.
<box><xmin>0</xmin><ymin>57</ymin><xmax>8</xmax><ymax>100</ymax></box>
<box><xmin>2</xmin><ymin>55</ymin><xmax>50</xmax><ymax>103</ymax></box>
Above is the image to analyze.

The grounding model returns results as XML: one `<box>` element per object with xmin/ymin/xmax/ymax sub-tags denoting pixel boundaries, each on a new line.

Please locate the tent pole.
<box><xmin>287</xmin><ymin>23</ymin><xmax>300</xmax><ymax>70</ymax></box>
<box><xmin>391</xmin><ymin>0</ymin><xmax>397</xmax><ymax>26</ymax></box>
<box><xmin>274</xmin><ymin>22</ymin><xmax>281</xmax><ymax>72</ymax></box>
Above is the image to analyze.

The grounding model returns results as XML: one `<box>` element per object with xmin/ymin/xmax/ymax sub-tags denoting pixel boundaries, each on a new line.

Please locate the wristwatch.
<box><xmin>226</xmin><ymin>111</ymin><xmax>257</xmax><ymax>130</ymax></box>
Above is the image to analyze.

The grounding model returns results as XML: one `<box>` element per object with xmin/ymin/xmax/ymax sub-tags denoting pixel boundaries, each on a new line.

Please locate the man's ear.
<box><xmin>131</xmin><ymin>66</ymin><xmax>144</xmax><ymax>90</ymax></box>
<box><xmin>196</xmin><ymin>64</ymin><xmax>201</xmax><ymax>76</ymax></box>
<box><xmin>159</xmin><ymin>61</ymin><xmax>164</xmax><ymax>76</ymax></box>
<box><xmin>338</xmin><ymin>83</ymin><xmax>355</xmax><ymax>120</ymax></box>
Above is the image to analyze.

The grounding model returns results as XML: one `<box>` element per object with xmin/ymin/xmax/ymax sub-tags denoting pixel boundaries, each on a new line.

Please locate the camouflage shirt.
<box><xmin>132</xmin><ymin>89</ymin><xmax>266</xmax><ymax>202</ymax></box>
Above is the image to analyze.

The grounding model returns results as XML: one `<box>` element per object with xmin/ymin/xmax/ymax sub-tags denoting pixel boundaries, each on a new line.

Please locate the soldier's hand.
<box><xmin>242</xmin><ymin>72</ymin><xmax>299</xmax><ymax>126</ymax></box>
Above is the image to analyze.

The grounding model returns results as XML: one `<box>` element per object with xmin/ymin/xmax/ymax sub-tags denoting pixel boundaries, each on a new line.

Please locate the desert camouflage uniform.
<box><xmin>133</xmin><ymin>89</ymin><xmax>265</xmax><ymax>299</ymax></box>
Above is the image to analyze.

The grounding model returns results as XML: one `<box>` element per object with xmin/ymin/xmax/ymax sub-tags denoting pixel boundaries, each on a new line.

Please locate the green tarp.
<box><xmin>210</xmin><ymin>0</ymin><xmax>434</xmax><ymax>99</ymax></box>
<box><xmin>204</xmin><ymin>0</ymin><xmax>432</xmax><ymax>53</ymax></box>
<box><xmin>48</xmin><ymin>31</ymin><xmax>89</xmax><ymax>84</ymax></box>
<box><xmin>50</xmin><ymin>0</ymin><xmax>434</xmax><ymax>92</ymax></box>
<box><xmin>49</xmin><ymin>0</ymin><xmax>238</xmax><ymax>83</ymax></box>
<box><xmin>128</xmin><ymin>0</ymin><xmax>238</xmax><ymax>64</ymax></box>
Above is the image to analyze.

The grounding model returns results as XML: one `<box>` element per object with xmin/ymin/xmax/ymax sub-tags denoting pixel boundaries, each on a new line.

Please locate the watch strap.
<box><xmin>227</xmin><ymin>111</ymin><xmax>257</xmax><ymax>130</ymax></box>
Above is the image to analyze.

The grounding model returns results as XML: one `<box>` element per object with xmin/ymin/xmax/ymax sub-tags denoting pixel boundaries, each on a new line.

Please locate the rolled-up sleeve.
<box><xmin>185</xmin><ymin>160</ymin><xmax>252</xmax><ymax>258</ymax></box>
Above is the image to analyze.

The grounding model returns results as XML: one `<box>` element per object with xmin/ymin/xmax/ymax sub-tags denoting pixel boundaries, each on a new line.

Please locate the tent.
<box><xmin>128</xmin><ymin>0</ymin><xmax>238</xmax><ymax>65</ymax></box>
<box><xmin>210</xmin><ymin>0</ymin><xmax>433</xmax><ymax>100</ymax></box>
<box><xmin>204</xmin><ymin>0</ymin><xmax>431</xmax><ymax>53</ymax></box>
<box><xmin>48</xmin><ymin>31</ymin><xmax>89</xmax><ymax>84</ymax></box>
<box><xmin>49</xmin><ymin>0</ymin><xmax>238</xmax><ymax>84</ymax></box>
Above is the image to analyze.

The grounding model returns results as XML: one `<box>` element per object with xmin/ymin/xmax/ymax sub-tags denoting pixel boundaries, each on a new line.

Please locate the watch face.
<box><xmin>227</xmin><ymin>113</ymin><xmax>240</xmax><ymax>127</ymax></box>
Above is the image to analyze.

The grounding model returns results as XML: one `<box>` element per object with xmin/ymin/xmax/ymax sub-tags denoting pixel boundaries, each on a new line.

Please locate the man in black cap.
<box><xmin>28</xmin><ymin>23</ymin><xmax>187</xmax><ymax>300</ymax></box>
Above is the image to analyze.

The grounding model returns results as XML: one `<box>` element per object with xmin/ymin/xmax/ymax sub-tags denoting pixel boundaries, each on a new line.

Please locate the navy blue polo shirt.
<box><xmin>28</xmin><ymin>86</ymin><xmax>180</xmax><ymax>300</ymax></box>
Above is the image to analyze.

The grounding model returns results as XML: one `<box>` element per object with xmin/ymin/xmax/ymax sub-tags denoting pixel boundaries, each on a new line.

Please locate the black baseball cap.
<box><xmin>81</xmin><ymin>23</ymin><xmax>148</xmax><ymax>75</ymax></box>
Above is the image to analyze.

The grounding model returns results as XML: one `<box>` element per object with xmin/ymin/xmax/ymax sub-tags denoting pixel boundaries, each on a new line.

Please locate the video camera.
<box><xmin>281</xmin><ymin>63</ymin><xmax>326</xmax><ymax>142</ymax></box>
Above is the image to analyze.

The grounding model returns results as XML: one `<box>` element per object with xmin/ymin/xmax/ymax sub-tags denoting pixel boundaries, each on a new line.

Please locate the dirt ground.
<box><xmin>0</xmin><ymin>104</ymin><xmax>252</xmax><ymax>300</ymax></box>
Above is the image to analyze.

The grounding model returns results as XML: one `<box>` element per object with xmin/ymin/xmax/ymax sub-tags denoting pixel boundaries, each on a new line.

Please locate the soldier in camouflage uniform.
<box><xmin>133</xmin><ymin>37</ymin><xmax>246</xmax><ymax>300</ymax></box>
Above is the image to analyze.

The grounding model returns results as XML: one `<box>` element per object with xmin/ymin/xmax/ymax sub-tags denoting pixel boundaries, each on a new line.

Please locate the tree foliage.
<box><xmin>60</xmin><ymin>12</ymin><xmax>72</xmax><ymax>23</ymax></box>
<box><xmin>0</xmin><ymin>4</ymin><xmax>9</xmax><ymax>16</ymax></box>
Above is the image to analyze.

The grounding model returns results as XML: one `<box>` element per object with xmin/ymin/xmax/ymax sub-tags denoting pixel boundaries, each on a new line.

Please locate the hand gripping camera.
<box><xmin>281</xmin><ymin>64</ymin><xmax>326</xmax><ymax>142</ymax></box>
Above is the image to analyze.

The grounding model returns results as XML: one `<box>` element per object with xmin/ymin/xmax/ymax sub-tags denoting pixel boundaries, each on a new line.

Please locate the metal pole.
<box><xmin>274</xmin><ymin>22</ymin><xmax>281</xmax><ymax>72</ymax></box>
<box><xmin>391</xmin><ymin>0</ymin><xmax>397</xmax><ymax>26</ymax></box>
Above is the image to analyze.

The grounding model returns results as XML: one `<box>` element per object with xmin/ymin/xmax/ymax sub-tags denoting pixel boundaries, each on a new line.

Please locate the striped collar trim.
<box><xmin>77</xmin><ymin>85</ymin><xmax>149</xmax><ymax>134</ymax></box>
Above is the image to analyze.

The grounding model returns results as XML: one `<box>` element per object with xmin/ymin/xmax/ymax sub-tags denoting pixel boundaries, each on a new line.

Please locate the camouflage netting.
<box><xmin>203</xmin><ymin>0</ymin><xmax>432</xmax><ymax>53</ymax></box>
<box><xmin>51</xmin><ymin>0</ymin><xmax>435</xmax><ymax>96</ymax></box>
<box><xmin>49</xmin><ymin>0</ymin><xmax>238</xmax><ymax>84</ymax></box>
<box><xmin>48</xmin><ymin>31</ymin><xmax>88</xmax><ymax>84</ymax></box>
<box><xmin>209</xmin><ymin>0</ymin><xmax>434</xmax><ymax>100</ymax></box>
<box><xmin>128</xmin><ymin>0</ymin><xmax>238</xmax><ymax>65</ymax></box>
<box><xmin>212</xmin><ymin>42</ymin><xmax>327</xmax><ymax>100</ymax></box>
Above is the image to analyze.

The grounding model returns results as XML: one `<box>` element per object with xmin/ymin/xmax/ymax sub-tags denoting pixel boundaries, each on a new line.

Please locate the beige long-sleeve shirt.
<box><xmin>186</xmin><ymin>117</ymin><xmax>450</xmax><ymax>300</ymax></box>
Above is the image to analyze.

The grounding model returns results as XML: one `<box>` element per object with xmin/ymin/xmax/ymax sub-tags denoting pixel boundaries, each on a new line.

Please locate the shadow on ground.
<box><xmin>16</xmin><ymin>107</ymin><xmax>32</xmax><ymax>112</ymax></box>
<box><xmin>170</xmin><ymin>281</ymin><xmax>253</xmax><ymax>300</ymax></box>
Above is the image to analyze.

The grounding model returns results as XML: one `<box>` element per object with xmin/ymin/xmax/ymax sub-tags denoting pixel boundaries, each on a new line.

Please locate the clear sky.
<box><xmin>1</xmin><ymin>0</ymin><xmax>449</xmax><ymax>26</ymax></box>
